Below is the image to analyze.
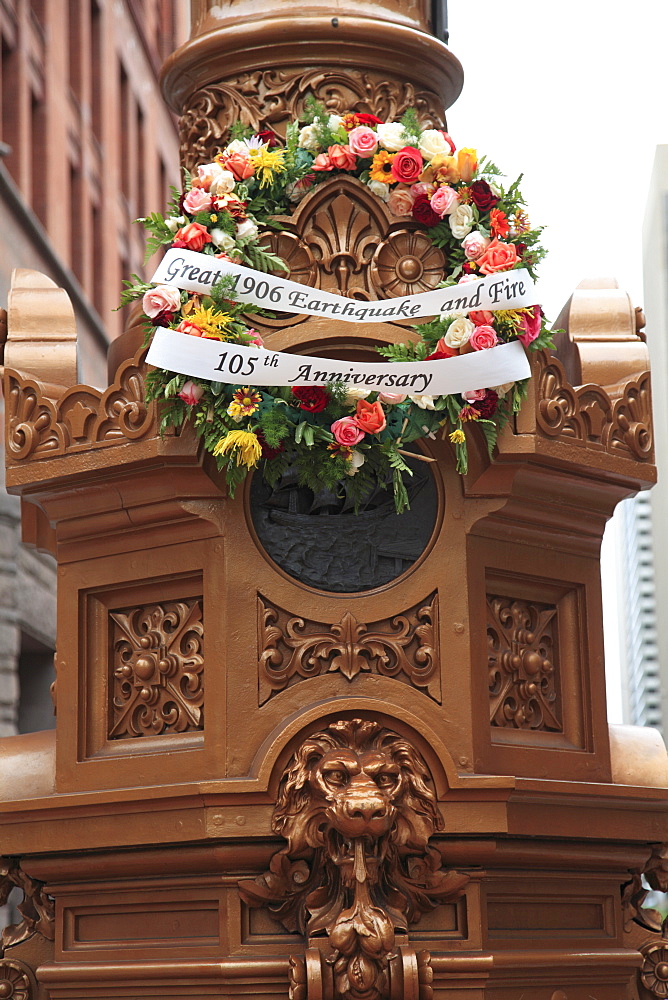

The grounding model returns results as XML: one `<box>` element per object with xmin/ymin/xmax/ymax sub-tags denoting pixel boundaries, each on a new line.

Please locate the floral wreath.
<box><xmin>123</xmin><ymin>100</ymin><xmax>553</xmax><ymax>513</ymax></box>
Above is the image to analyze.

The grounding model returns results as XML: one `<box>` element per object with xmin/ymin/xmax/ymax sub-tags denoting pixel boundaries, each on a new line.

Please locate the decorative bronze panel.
<box><xmin>178</xmin><ymin>70</ymin><xmax>445</xmax><ymax>170</ymax></box>
<box><xmin>487</xmin><ymin>596</ymin><xmax>561</xmax><ymax>732</ymax></box>
<box><xmin>109</xmin><ymin>600</ymin><xmax>204</xmax><ymax>739</ymax></box>
<box><xmin>258</xmin><ymin>593</ymin><xmax>439</xmax><ymax>703</ymax></box>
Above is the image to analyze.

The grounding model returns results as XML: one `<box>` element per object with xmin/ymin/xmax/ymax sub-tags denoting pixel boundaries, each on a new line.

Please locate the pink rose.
<box><xmin>462</xmin><ymin>231</ymin><xmax>490</xmax><ymax>260</ymax></box>
<box><xmin>328</xmin><ymin>144</ymin><xmax>357</xmax><ymax>170</ymax></box>
<box><xmin>518</xmin><ymin>305</ymin><xmax>542</xmax><ymax>346</ymax></box>
<box><xmin>391</xmin><ymin>146</ymin><xmax>423</xmax><ymax>184</ymax></box>
<box><xmin>458</xmin><ymin>274</ymin><xmax>479</xmax><ymax>284</ymax></box>
<box><xmin>143</xmin><ymin>284</ymin><xmax>181</xmax><ymax>318</ymax></box>
<box><xmin>183</xmin><ymin>187</ymin><xmax>213</xmax><ymax>214</ymax></box>
<box><xmin>331</xmin><ymin>416</ymin><xmax>365</xmax><ymax>446</ymax></box>
<box><xmin>196</xmin><ymin>162</ymin><xmax>224</xmax><ymax>189</ymax></box>
<box><xmin>348</xmin><ymin>126</ymin><xmax>378</xmax><ymax>158</ymax></box>
<box><xmin>378</xmin><ymin>392</ymin><xmax>407</xmax><ymax>404</ymax></box>
<box><xmin>387</xmin><ymin>185</ymin><xmax>415</xmax><ymax>216</ymax></box>
<box><xmin>410</xmin><ymin>182</ymin><xmax>433</xmax><ymax>199</ymax></box>
<box><xmin>469</xmin><ymin>325</ymin><xmax>499</xmax><ymax>350</ymax></box>
<box><xmin>463</xmin><ymin>388</ymin><xmax>486</xmax><ymax>401</ymax></box>
<box><xmin>246</xmin><ymin>328</ymin><xmax>264</xmax><ymax>347</ymax></box>
<box><xmin>178</xmin><ymin>380</ymin><xmax>204</xmax><ymax>405</ymax></box>
<box><xmin>312</xmin><ymin>152</ymin><xmax>334</xmax><ymax>172</ymax></box>
<box><xmin>430</xmin><ymin>185</ymin><xmax>459</xmax><ymax>217</ymax></box>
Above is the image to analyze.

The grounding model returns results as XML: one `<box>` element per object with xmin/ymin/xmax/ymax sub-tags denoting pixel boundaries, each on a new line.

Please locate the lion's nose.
<box><xmin>345</xmin><ymin>799</ymin><xmax>388</xmax><ymax>822</ymax></box>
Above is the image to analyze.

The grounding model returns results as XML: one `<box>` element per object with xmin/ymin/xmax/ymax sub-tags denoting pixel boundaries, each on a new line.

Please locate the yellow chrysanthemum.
<box><xmin>213</xmin><ymin>429</ymin><xmax>262</xmax><ymax>468</ymax></box>
<box><xmin>248</xmin><ymin>146</ymin><xmax>286</xmax><ymax>188</ymax></box>
<box><xmin>449</xmin><ymin>428</ymin><xmax>466</xmax><ymax>445</ymax></box>
<box><xmin>189</xmin><ymin>305</ymin><xmax>232</xmax><ymax>341</ymax></box>
<box><xmin>369</xmin><ymin>149</ymin><xmax>396</xmax><ymax>183</ymax></box>
<box><xmin>496</xmin><ymin>308</ymin><xmax>531</xmax><ymax>328</ymax></box>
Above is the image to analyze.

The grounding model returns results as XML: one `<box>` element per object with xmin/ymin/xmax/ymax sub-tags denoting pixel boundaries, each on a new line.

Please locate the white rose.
<box><xmin>165</xmin><ymin>215</ymin><xmax>185</xmax><ymax>233</ymax></box>
<box><xmin>236</xmin><ymin>219</ymin><xmax>259</xmax><ymax>240</ymax></box>
<box><xmin>367</xmin><ymin>179</ymin><xmax>390</xmax><ymax>202</ymax></box>
<box><xmin>375</xmin><ymin>122</ymin><xmax>406</xmax><ymax>152</ymax></box>
<box><xmin>418</xmin><ymin>129</ymin><xmax>450</xmax><ymax>160</ymax></box>
<box><xmin>328</xmin><ymin>114</ymin><xmax>344</xmax><ymax>130</ymax></box>
<box><xmin>209</xmin><ymin>169</ymin><xmax>236</xmax><ymax>196</ymax></box>
<box><xmin>489</xmin><ymin>181</ymin><xmax>502</xmax><ymax>198</ymax></box>
<box><xmin>492</xmin><ymin>381</ymin><xmax>515</xmax><ymax>398</ymax></box>
<box><xmin>345</xmin><ymin>387</ymin><xmax>371</xmax><ymax>402</ymax></box>
<box><xmin>196</xmin><ymin>162</ymin><xmax>225</xmax><ymax>188</ymax></box>
<box><xmin>444</xmin><ymin>316</ymin><xmax>475</xmax><ymax>349</ymax></box>
<box><xmin>346</xmin><ymin>450</ymin><xmax>366</xmax><ymax>476</ymax></box>
<box><xmin>225</xmin><ymin>139</ymin><xmax>247</xmax><ymax>154</ymax></box>
<box><xmin>210</xmin><ymin>229</ymin><xmax>236</xmax><ymax>250</ymax></box>
<box><xmin>449</xmin><ymin>204</ymin><xmax>475</xmax><ymax>239</ymax></box>
<box><xmin>298</xmin><ymin>124</ymin><xmax>320</xmax><ymax>151</ymax></box>
<box><xmin>407</xmin><ymin>394</ymin><xmax>437</xmax><ymax>410</ymax></box>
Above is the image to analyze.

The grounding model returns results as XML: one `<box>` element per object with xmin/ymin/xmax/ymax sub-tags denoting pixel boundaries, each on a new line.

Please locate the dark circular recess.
<box><xmin>249</xmin><ymin>451</ymin><xmax>439</xmax><ymax>593</ymax></box>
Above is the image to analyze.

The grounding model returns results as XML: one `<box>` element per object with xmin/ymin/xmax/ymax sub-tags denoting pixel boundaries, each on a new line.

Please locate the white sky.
<box><xmin>447</xmin><ymin>0</ymin><xmax>668</xmax><ymax>722</ymax></box>
<box><xmin>448</xmin><ymin>0</ymin><xmax>668</xmax><ymax>322</ymax></box>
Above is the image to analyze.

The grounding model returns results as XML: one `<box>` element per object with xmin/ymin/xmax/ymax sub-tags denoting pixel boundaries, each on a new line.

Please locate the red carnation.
<box><xmin>472</xmin><ymin>390</ymin><xmax>499</xmax><ymax>418</ymax></box>
<box><xmin>470</xmin><ymin>180</ymin><xmax>499</xmax><ymax>211</ymax></box>
<box><xmin>291</xmin><ymin>385</ymin><xmax>329</xmax><ymax>413</ymax></box>
<box><xmin>257</xmin><ymin>430</ymin><xmax>285</xmax><ymax>461</ymax></box>
<box><xmin>152</xmin><ymin>310</ymin><xmax>175</xmax><ymax>326</ymax></box>
<box><xmin>412</xmin><ymin>195</ymin><xmax>442</xmax><ymax>228</ymax></box>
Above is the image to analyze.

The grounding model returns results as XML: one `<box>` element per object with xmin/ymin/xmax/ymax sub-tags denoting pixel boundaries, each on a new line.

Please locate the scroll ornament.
<box><xmin>122</xmin><ymin>103</ymin><xmax>554</xmax><ymax>511</ymax></box>
<box><xmin>238</xmin><ymin>719</ymin><xmax>469</xmax><ymax>1000</ymax></box>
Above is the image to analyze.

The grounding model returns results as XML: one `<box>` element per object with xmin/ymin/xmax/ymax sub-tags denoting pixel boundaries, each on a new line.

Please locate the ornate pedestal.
<box><xmin>0</xmin><ymin>4</ymin><xmax>666</xmax><ymax>999</ymax></box>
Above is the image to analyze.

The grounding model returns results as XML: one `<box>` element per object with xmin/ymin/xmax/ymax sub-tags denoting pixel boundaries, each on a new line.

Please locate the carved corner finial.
<box><xmin>5</xmin><ymin>269</ymin><xmax>78</xmax><ymax>395</ymax></box>
<box><xmin>0</xmin><ymin>858</ymin><xmax>55</xmax><ymax>954</ymax></box>
<box><xmin>239</xmin><ymin>719</ymin><xmax>469</xmax><ymax>1000</ymax></box>
<box><xmin>551</xmin><ymin>277</ymin><xmax>649</xmax><ymax>391</ymax></box>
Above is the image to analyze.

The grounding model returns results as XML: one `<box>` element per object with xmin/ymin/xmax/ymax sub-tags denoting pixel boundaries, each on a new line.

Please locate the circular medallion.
<box><xmin>249</xmin><ymin>450</ymin><xmax>439</xmax><ymax>592</ymax></box>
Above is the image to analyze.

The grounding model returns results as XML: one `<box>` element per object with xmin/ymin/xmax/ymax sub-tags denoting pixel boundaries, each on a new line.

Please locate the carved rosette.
<box><xmin>109</xmin><ymin>600</ymin><xmax>204</xmax><ymax>739</ymax></box>
<box><xmin>0</xmin><ymin>961</ymin><xmax>33</xmax><ymax>1000</ymax></box>
<box><xmin>258</xmin><ymin>593</ymin><xmax>440</xmax><ymax>703</ymax></box>
<box><xmin>642</xmin><ymin>945</ymin><xmax>668</xmax><ymax>998</ymax></box>
<box><xmin>371</xmin><ymin>230</ymin><xmax>446</xmax><ymax>297</ymax></box>
<box><xmin>487</xmin><ymin>596</ymin><xmax>561</xmax><ymax>732</ymax></box>
<box><xmin>178</xmin><ymin>70</ymin><xmax>446</xmax><ymax>170</ymax></box>
<box><xmin>239</xmin><ymin>719</ymin><xmax>468</xmax><ymax>1000</ymax></box>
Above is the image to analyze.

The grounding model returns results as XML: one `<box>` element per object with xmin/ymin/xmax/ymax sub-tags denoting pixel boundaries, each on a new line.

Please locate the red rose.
<box><xmin>391</xmin><ymin>146</ymin><xmax>423</xmax><ymax>184</ymax></box>
<box><xmin>412</xmin><ymin>195</ymin><xmax>441</xmax><ymax>227</ymax></box>
<box><xmin>470</xmin><ymin>180</ymin><xmax>499</xmax><ymax>211</ymax></box>
<box><xmin>473</xmin><ymin>390</ymin><xmax>499</xmax><ymax>418</ymax></box>
<box><xmin>291</xmin><ymin>386</ymin><xmax>329</xmax><ymax>413</ymax></box>
<box><xmin>257</xmin><ymin>129</ymin><xmax>279</xmax><ymax>147</ymax></box>
<box><xmin>357</xmin><ymin>113</ymin><xmax>383</xmax><ymax>127</ymax></box>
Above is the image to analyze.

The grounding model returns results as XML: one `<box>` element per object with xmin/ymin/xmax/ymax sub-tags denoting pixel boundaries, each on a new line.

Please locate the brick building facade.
<box><xmin>0</xmin><ymin>0</ymin><xmax>188</xmax><ymax>735</ymax></box>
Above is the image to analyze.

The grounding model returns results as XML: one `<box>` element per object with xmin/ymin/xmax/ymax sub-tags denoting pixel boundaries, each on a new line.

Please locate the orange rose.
<box><xmin>223</xmin><ymin>150</ymin><xmax>255</xmax><ymax>182</ymax></box>
<box><xmin>173</xmin><ymin>222</ymin><xmax>212</xmax><ymax>252</ymax></box>
<box><xmin>457</xmin><ymin>147</ymin><xmax>478</xmax><ymax>183</ymax></box>
<box><xmin>476</xmin><ymin>239</ymin><xmax>519</xmax><ymax>275</ymax></box>
<box><xmin>355</xmin><ymin>399</ymin><xmax>386</xmax><ymax>434</ymax></box>
<box><xmin>177</xmin><ymin>319</ymin><xmax>204</xmax><ymax>337</ymax></box>
<box><xmin>328</xmin><ymin>144</ymin><xmax>357</xmax><ymax>170</ymax></box>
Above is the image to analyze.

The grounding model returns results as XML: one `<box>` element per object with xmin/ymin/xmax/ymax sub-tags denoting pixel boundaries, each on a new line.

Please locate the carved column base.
<box><xmin>289</xmin><ymin>944</ymin><xmax>432</xmax><ymax>1000</ymax></box>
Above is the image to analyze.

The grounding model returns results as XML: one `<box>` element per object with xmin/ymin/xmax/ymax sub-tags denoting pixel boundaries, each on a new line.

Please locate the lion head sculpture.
<box><xmin>239</xmin><ymin>719</ymin><xmax>469</xmax><ymax>1000</ymax></box>
<box><xmin>272</xmin><ymin>718</ymin><xmax>443</xmax><ymax>861</ymax></box>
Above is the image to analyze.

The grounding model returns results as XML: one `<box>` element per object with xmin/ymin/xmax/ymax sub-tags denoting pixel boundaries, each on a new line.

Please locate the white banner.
<box><xmin>147</xmin><ymin>328</ymin><xmax>530</xmax><ymax>396</ymax></box>
<box><xmin>151</xmin><ymin>248</ymin><xmax>536</xmax><ymax>323</ymax></box>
